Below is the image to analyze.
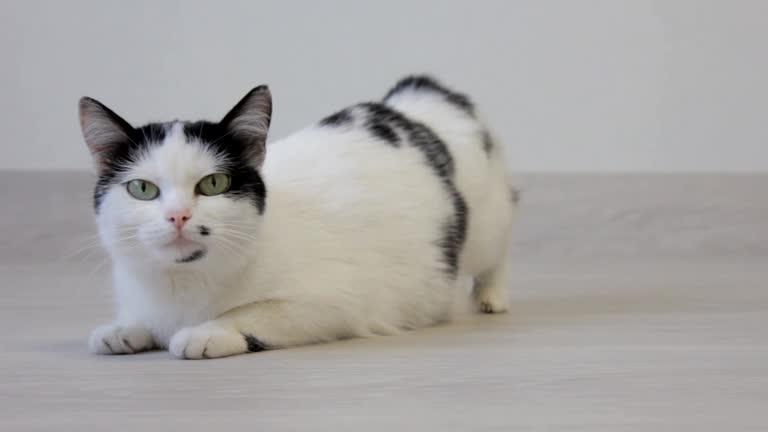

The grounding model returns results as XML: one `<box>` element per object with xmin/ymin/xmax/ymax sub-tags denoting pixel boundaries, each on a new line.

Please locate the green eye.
<box><xmin>197</xmin><ymin>173</ymin><xmax>232</xmax><ymax>196</ymax></box>
<box><xmin>126</xmin><ymin>179</ymin><xmax>160</xmax><ymax>200</ymax></box>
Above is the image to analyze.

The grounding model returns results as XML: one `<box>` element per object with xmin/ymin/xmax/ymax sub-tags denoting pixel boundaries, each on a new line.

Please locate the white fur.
<box><xmin>89</xmin><ymin>89</ymin><xmax>515</xmax><ymax>359</ymax></box>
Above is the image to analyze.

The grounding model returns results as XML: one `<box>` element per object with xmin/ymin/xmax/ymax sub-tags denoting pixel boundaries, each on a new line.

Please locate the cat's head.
<box><xmin>79</xmin><ymin>87</ymin><xmax>271</xmax><ymax>269</ymax></box>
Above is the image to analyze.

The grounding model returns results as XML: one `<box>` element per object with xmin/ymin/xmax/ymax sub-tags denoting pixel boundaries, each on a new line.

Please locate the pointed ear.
<box><xmin>78</xmin><ymin>97</ymin><xmax>135</xmax><ymax>174</ymax></box>
<box><xmin>220</xmin><ymin>85</ymin><xmax>272</xmax><ymax>167</ymax></box>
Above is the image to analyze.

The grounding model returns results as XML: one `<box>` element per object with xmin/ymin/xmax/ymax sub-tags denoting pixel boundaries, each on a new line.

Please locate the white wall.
<box><xmin>1</xmin><ymin>0</ymin><xmax>766</xmax><ymax>172</ymax></box>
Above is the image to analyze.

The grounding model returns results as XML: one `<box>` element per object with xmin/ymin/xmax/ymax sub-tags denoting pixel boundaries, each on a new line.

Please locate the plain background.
<box><xmin>1</xmin><ymin>0</ymin><xmax>766</xmax><ymax>172</ymax></box>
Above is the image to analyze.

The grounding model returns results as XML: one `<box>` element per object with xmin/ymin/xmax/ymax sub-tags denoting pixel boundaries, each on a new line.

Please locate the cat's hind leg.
<box><xmin>472</xmin><ymin>247</ymin><xmax>511</xmax><ymax>314</ymax></box>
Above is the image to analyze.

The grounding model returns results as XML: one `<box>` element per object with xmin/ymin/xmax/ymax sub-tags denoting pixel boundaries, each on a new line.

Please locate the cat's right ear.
<box><xmin>78</xmin><ymin>97</ymin><xmax>135</xmax><ymax>173</ymax></box>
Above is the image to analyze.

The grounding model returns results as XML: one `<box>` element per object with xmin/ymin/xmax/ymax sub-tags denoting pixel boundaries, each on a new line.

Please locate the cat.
<box><xmin>80</xmin><ymin>75</ymin><xmax>516</xmax><ymax>359</ymax></box>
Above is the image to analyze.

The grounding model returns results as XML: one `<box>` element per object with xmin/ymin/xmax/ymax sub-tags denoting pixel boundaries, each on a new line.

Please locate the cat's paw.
<box><xmin>89</xmin><ymin>324</ymin><xmax>154</xmax><ymax>355</ymax></box>
<box><xmin>476</xmin><ymin>288</ymin><xmax>509</xmax><ymax>314</ymax></box>
<box><xmin>479</xmin><ymin>300</ymin><xmax>507</xmax><ymax>314</ymax></box>
<box><xmin>169</xmin><ymin>322</ymin><xmax>248</xmax><ymax>360</ymax></box>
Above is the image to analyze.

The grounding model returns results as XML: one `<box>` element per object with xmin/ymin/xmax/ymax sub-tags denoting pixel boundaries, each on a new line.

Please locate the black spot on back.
<box><xmin>184</xmin><ymin>121</ymin><xmax>267</xmax><ymax>213</ymax></box>
<box><xmin>440</xmin><ymin>189</ymin><xmax>468</xmax><ymax>275</ymax></box>
<box><xmin>358</xmin><ymin>102</ymin><xmax>412</xmax><ymax>147</ymax></box>
<box><xmin>367</xmin><ymin>122</ymin><xmax>399</xmax><ymax>145</ymax></box>
<box><xmin>354</xmin><ymin>102</ymin><xmax>468</xmax><ymax>276</ymax></box>
<box><xmin>383</xmin><ymin>75</ymin><xmax>475</xmax><ymax>116</ymax></box>
<box><xmin>395</xmin><ymin>112</ymin><xmax>467</xmax><ymax>276</ymax></box>
<box><xmin>509</xmin><ymin>187</ymin><xmax>520</xmax><ymax>204</ymax></box>
<box><xmin>319</xmin><ymin>108</ymin><xmax>353</xmax><ymax>127</ymax></box>
<box><xmin>482</xmin><ymin>130</ymin><xmax>494</xmax><ymax>155</ymax></box>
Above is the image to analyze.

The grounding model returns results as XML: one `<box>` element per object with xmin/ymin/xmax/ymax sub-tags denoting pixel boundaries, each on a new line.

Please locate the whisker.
<box><xmin>212</xmin><ymin>235</ymin><xmax>250</xmax><ymax>256</ymax></box>
<box><xmin>212</xmin><ymin>229</ymin><xmax>260</xmax><ymax>242</ymax></box>
<box><xmin>212</xmin><ymin>238</ymin><xmax>245</xmax><ymax>259</ymax></box>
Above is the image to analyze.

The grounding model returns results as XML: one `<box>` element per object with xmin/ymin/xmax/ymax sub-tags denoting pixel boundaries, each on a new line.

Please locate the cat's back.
<box><xmin>261</xmin><ymin>97</ymin><xmax>457</xmax><ymax>215</ymax></box>
<box><xmin>263</xmin><ymin>76</ymin><xmax>500</xmax><ymax>199</ymax></box>
<box><xmin>260</xmin><ymin>76</ymin><xmax>512</xmax><ymax>277</ymax></box>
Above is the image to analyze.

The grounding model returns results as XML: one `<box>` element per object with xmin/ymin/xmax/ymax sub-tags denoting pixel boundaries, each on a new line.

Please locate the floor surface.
<box><xmin>1</xmin><ymin>172</ymin><xmax>766</xmax><ymax>431</ymax></box>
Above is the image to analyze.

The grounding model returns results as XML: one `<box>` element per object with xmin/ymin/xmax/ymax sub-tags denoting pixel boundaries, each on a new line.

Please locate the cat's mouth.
<box><xmin>162</xmin><ymin>237</ymin><xmax>207</xmax><ymax>263</ymax></box>
<box><xmin>166</xmin><ymin>237</ymin><xmax>203</xmax><ymax>249</ymax></box>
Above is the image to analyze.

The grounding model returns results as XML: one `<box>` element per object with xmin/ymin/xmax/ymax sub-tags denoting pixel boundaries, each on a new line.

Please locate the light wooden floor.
<box><xmin>1</xmin><ymin>173</ymin><xmax>766</xmax><ymax>431</ymax></box>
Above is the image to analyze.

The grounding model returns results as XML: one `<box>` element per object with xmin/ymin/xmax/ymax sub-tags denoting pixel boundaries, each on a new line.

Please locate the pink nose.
<box><xmin>167</xmin><ymin>209</ymin><xmax>192</xmax><ymax>230</ymax></box>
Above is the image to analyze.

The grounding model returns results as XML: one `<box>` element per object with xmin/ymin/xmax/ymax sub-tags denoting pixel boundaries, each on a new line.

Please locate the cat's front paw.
<box><xmin>169</xmin><ymin>322</ymin><xmax>248</xmax><ymax>360</ymax></box>
<box><xmin>89</xmin><ymin>324</ymin><xmax>155</xmax><ymax>355</ymax></box>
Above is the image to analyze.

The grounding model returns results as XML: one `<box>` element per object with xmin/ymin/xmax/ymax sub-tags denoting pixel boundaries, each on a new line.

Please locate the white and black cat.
<box><xmin>80</xmin><ymin>76</ymin><xmax>516</xmax><ymax>359</ymax></box>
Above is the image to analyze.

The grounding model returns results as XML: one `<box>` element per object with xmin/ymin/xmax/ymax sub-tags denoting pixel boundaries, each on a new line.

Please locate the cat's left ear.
<box><xmin>220</xmin><ymin>86</ymin><xmax>272</xmax><ymax>168</ymax></box>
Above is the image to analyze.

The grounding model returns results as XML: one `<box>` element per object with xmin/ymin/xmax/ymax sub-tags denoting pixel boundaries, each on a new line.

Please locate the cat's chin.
<box><xmin>174</xmin><ymin>247</ymin><xmax>207</xmax><ymax>264</ymax></box>
<box><xmin>156</xmin><ymin>238</ymin><xmax>208</xmax><ymax>264</ymax></box>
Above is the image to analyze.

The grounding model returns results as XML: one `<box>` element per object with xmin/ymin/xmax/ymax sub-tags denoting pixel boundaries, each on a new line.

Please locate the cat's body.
<box><xmin>82</xmin><ymin>76</ymin><xmax>515</xmax><ymax>359</ymax></box>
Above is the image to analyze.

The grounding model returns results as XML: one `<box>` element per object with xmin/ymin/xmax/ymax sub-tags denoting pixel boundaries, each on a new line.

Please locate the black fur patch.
<box><xmin>509</xmin><ymin>187</ymin><xmax>520</xmax><ymax>204</ymax></box>
<box><xmin>359</xmin><ymin>102</ymin><xmax>413</xmax><ymax>147</ymax></box>
<box><xmin>397</xmin><ymin>112</ymin><xmax>467</xmax><ymax>276</ymax></box>
<box><xmin>367</xmin><ymin>122</ymin><xmax>400</xmax><ymax>145</ymax></box>
<box><xmin>176</xmin><ymin>249</ymin><xmax>206</xmax><ymax>263</ymax></box>
<box><xmin>322</xmin><ymin>103</ymin><xmax>405</xmax><ymax>146</ymax></box>
<box><xmin>356</xmin><ymin>102</ymin><xmax>468</xmax><ymax>276</ymax></box>
<box><xmin>93</xmin><ymin>122</ymin><xmax>169</xmax><ymax>211</ymax></box>
<box><xmin>184</xmin><ymin>122</ymin><xmax>267</xmax><ymax>214</ymax></box>
<box><xmin>440</xmin><ymin>188</ymin><xmax>468</xmax><ymax>274</ymax></box>
<box><xmin>198</xmin><ymin>225</ymin><xmax>211</xmax><ymax>236</ymax></box>
<box><xmin>383</xmin><ymin>75</ymin><xmax>475</xmax><ymax>116</ymax></box>
<box><xmin>243</xmin><ymin>334</ymin><xmax>268</xmax><ymax>352</ymax></box>
<box><xmin>482</xmin><ymin>130</ymin><xmax>494</xmax><ymax>155</ymax></box>
<box><xmin>90</xmin><ymin>115</ymin><xmax>267</xmax><ymax>214</ymax></box>
<box><xmin>319</xmin><ymin>108</ymin><xmax>353</xmax><ymax>127</ymax></box>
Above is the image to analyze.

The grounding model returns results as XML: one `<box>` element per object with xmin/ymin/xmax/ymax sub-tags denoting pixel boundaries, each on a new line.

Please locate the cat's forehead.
<box><xmin>128</xmin><ymin>122</ymin><xmax>223</xmax><ymax>183</ymax></box>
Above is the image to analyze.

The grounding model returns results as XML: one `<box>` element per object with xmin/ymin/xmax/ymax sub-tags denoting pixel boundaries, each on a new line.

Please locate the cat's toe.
<box><xmin>169</xmin><ymin>323</ymin><xmax>248</xmax><ymax>360</ymax></box>
<box><xmin>476</xmin><ymin>292</ymin><xmax>509</xmax><ymax>314</ymax></box>
<box><xmin>89</xmin><ymin>324</ymin><xmax>154</xmax><ymax>355</ymax></box>
<box><xmin>479</xmin><ymin>301</ymin><xmax>506</xmax><ymax>314</ymax></box>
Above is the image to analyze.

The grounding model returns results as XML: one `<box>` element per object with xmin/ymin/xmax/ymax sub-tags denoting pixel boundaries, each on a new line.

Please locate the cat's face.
<box><xmin>79</xmin><ymin>87</ymin><xmax>271</xmax><ymax>269</ymax></box>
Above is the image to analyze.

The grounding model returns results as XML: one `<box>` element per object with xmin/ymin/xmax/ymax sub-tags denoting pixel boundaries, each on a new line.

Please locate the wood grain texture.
<box><xmin>0</xmin><ymin>172</ymin><xmax>766</xmax><ymax>431</ymax></box>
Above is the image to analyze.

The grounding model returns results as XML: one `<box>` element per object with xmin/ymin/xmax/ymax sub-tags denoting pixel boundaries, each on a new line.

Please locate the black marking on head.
<box><xmin>176</xmin><ymin>248</ymin><xmax>206</xmax><ymax>263</ymax></box>
<box><xmin>319</xmin><ymin>108</ymin><xmax>353</xmax><ymax>127</ymax></box>
<box><xmin>243</xmin><ymin>334</ymin><xmax>268</xmax><ymax>352</ymax></box>
<box><xmin>383</xmin><ymin>75</ymin><xmax>475</xmax><ymax>116</ymax></box>
<box><xmin>91</xmin><ymin>121</ymin><xmax>170</xmax><ymax>212</ymax></box>
<box><xmin>82</xmin><ymin>87</ymin><xmax>270</xmax><ymax>215</ymax></box>
<box><xmin>184</xmin><ymin>121</ymin><xmax>267</xmax><ymax>214</ymax></box>
<box><xmin>198</xmin><ymin>225</ymin><xmax>211</xmax><ymax>236</ymax></box>
<box><xmin>482</xmin><ymin>130</ymin><xmax>494</xmax><ymax>155</ymax></box>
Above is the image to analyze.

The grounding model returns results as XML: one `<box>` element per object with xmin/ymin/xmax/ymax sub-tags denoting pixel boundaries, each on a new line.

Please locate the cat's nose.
<box><xmin>167</xmin><ymin>209</ymin><xmax>192</xmax><ymax>230</ymax></box>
